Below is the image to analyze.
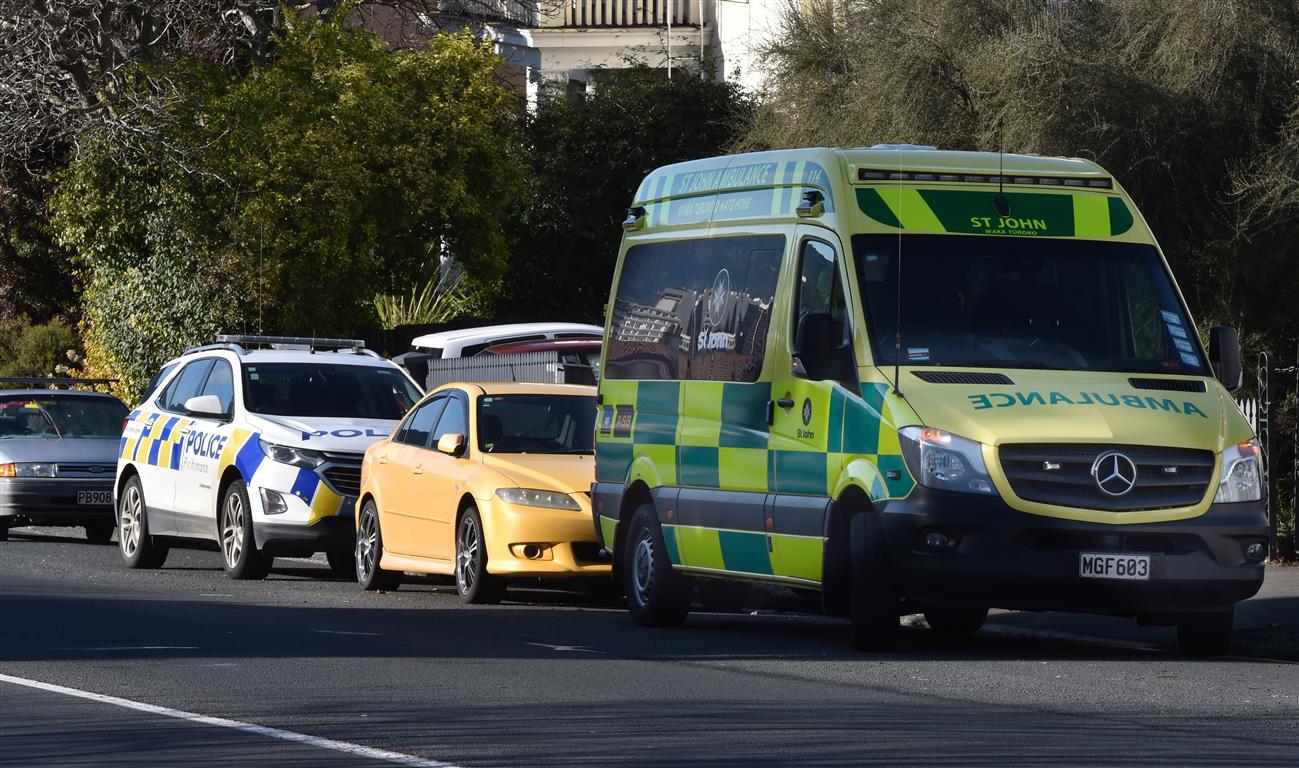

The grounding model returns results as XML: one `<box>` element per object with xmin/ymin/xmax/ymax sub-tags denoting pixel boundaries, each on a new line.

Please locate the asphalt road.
<box><xmin>1</xmin><ymin>526</ymin><xmax>1296</xmax><ymax>767</ymax></box>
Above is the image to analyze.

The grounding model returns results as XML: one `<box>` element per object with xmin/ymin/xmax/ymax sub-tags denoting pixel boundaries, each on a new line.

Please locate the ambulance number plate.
<box><xmin>1079</xmin><ymin>552</ymin><xmax>1150</xmax><ymax>580</ymax></box>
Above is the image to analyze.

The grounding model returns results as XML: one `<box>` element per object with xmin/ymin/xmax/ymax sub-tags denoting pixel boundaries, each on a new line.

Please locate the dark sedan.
<box><xmin>0</xmin><ymin>381</ymin><xmax>127</xmax><ymax>543</ymax></box>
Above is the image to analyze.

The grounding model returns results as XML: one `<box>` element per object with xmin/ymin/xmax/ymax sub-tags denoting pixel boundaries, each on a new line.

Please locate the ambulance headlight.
<box><xmin>1214</xmin><ymin>439</ymin><xmax>1263</xmax><ymax>503</ymax></box>
<box><xmin>258</xmin><ymin>439</ymin><xmax>325</xmax><ymax>469</ymax></box>
<box><xmin>899</xmin><ymin>426</ymin><xmax>997</xmax><ymax>496</ymax></box>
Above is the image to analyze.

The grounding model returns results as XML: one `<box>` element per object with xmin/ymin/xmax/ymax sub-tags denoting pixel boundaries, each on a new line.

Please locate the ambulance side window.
<box><xmin>161</xmin><ymin>359</ymin><xmax>215</xmax><ymax>414</ymax></box>
<box><xmin>200</xmin><ymin>360</ymin><xmax>235</xmax><ymax>416</ymax></box>
<box><xmin>605</xmin><ymin>234</ymin><xmax>784</xmax><ymax>382</ymax></box>
<box><xmin>793</xmin><ymin>239</ymin><xmax>855</xmax><ymax>384</ymax></box>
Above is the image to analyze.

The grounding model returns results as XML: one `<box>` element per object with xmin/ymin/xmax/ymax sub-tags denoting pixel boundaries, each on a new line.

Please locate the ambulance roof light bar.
<box><xmin>857</xmin><ymin>168</ymin><xmax>1113</xmax><ymax>188</ymax></box>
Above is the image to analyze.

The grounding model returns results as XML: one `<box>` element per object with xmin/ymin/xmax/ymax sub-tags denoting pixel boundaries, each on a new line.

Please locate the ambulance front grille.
<box><xmin>998</xmin><ymin>444</ymin><xmax>1215</xmax><ymax>512</ymax></box>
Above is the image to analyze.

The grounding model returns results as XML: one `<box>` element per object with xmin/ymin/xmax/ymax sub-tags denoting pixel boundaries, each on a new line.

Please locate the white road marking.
<box><xmin>0</xmin><ymin>673</ymin><xmax>460</xmax><ymax>768</ymax></box>
<box><xmin>310</xmin><ymin>629</ymin><xmax>382</xmax><ymax>637</ymax></box>
<box><xmin>199</xmin><ymin>593</ymin><xmax>233</xmax><ymax>597</ymax></box>
<box><xmin>526</xmin><ymin>642</ymin><xmax>605</xmax><ymax>654</ymax></box>
<box><xmin>52</xmin><ymin>646</ymin><xmax>200</xmax><ymax>652</ymax></box>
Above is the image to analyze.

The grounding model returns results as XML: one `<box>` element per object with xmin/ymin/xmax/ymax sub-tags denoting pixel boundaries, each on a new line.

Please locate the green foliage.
<box><xmin>746</xmin><ymin>0</ymin><xmax>1299</xmax><ymax>352</ymax></box>
<box><xmin>502</xmin><ymin>66</ymin><xmax>754</xmax><ymax>320</ymax></box>
<box><xmin>50</xmin><ymin>13</ymin><xmax>521</xmax><ymax>401</ymax></box>
<box><xmin>374</xmin><ymin>273</ymin><xmax>475</xmax><ymax>329</ymax></box>
<box><xmin>0</xmin><ymin>316</ymin><xmax>83</xmax><ymax>378</ymax></box>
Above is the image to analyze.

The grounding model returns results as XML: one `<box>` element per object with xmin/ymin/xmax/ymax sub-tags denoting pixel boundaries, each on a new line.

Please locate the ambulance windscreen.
<box><xmin>851</xmin><ymin>235</ymin><xmax>1207</xmax><ymax>375</ymax></box>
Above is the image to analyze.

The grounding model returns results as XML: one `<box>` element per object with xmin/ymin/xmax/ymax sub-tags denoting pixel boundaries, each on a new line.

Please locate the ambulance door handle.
<box><xmin>765</xmin><ymin>398</ymin><xmax>795</xmax><ymax>425</ymax></box>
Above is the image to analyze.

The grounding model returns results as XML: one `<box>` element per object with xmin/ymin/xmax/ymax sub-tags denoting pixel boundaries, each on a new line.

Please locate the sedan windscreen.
<box><xmin>0</xmin><ymin>395</ymin><xmax>128</xmax><ymax>439</ymax></box>
<box><xmin>477</xmin><ymin>395</ymin><xmax>596</xmax><ymax>454</ymax></box>
<box><xmin>243</xmin><ymin>364</ymin><xmax>421</xmax><ymax>419</ymax></box>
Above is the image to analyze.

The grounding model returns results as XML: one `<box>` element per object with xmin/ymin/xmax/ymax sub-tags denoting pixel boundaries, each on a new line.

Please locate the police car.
<box><xmin>115</xmin><ymin>335</ymin><xmax>422</xmax><ymax>579</ymax></box>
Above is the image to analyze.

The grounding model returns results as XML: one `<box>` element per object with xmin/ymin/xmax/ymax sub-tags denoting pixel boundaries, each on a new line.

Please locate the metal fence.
<box><xmin>1247</xmin><ymin>346</ymin><xmax>1298</xmax><ymax>559</ymax></box>
<box><xmin>422</xmin><ymin>351</ymin><xmax>595</xmax><ymax>390</ymax></box>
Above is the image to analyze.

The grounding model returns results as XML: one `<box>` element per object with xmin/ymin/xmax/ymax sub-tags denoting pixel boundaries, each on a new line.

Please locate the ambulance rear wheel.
<box><xmin>849</xmin><ymin>509</ymin><xmax>899</xmax><ymax>651</ymax></box>
<box><xmin>119</xmin><ymin>475</ymin><xmax>168</xmax><ymax>569</ymax></box>
<box><xmin>924</xmin><ymin>605</ymin><xmax>988</xmax><ymax>635</ymax></box>
<box><xmin>220</xmin><ymin>480</ymin><xmax>271</xmax><ymax>580</ymax></box>
<box><xmin>624</xmin><ymin>504</ymin><xmax>691</xmax><ymax>627</ymax></box>
<box><xmin>1176</xmin><ymin>608</ymin><xmax>1234</xmax><ymax>656</ymax></box>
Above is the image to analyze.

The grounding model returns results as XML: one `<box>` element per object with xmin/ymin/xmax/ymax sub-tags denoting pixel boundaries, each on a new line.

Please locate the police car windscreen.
<box><xmin>0</xmin><ymin>395</ymin><xmax>128</xmax><ymax>439</ymax></box>
<box><xmin>477</xmin><ymin>394</ymin><xmax>596</xmax><ymax>454</ymax></box>
<box><xmin>852</xmin><ymin>235</ymin><xmax>1207</xmax><ymax>375</ymax></box>
<box><xmin>242</xmin><ymin>364</ymin><xmax>420</xmax><ymax>419</ymax></box>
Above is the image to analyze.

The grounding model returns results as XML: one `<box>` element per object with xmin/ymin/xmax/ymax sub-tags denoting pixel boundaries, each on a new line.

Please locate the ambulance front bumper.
<box><xmin>878</xmin><ymin>487</ymin><xmax>1268</xmax><ymax>617</ymax></box>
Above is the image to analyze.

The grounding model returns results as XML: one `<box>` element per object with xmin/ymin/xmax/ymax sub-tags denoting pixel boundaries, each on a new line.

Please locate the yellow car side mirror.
<box><xmin>437</xmin><ymin>433</ymin><xmax>466</xmax><ymax>457</ymax></box>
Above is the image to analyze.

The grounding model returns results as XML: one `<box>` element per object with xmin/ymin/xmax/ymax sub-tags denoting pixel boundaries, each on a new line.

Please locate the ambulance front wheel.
<box><xmin>220</xmin><ymin>480</ymin><xmax>271</xmax><ymax>580</ymax></box>
<box><xmin>624</xmin><ymin>504</ymin><xmax>691</xmax><ymax>627</ymax></box>
<box><xmin>849</xmin><ymin>509</ymin><xmax>899</xmax><ymax>651</ymax></box>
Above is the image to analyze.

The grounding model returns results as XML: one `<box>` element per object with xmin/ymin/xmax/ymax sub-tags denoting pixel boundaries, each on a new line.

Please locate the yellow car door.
<box><xmin>378</xmin><ymin>395</ymin><xmax>447</xmax><ymax>558</ymax></box>
<box><xmin>417</xmin><ymin>389</ymin><xmax>473</xmax><ymax>563</ymax></box>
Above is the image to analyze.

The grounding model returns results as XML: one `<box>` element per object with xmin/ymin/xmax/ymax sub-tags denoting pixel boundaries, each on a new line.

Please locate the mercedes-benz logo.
<box><xmin>707</xmin><ymin>268</ymin><xmax>730</xmax><ymax>325</ymax></box>
<box><xmin>1091</xmin><ymin>451</ymin><xmax>1138</xmax><ymax>497</ymax></box>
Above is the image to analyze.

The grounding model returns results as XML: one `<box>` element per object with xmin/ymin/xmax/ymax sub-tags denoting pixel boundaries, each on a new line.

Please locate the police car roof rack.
<box><xmin>0</xmin><ymin>377</ymin><xmax>117</xmax><ymax>390</ymax></box>
<box><xmin>212</xmin><ymin>335</ymin><xmax>370</xmax><ymax>354</ymax></box>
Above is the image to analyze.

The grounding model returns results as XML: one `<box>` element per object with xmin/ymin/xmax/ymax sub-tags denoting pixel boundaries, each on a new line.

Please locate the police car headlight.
<box><xmin>899</xmin><ymin>426</ymin><xmax>996</xmax><ymax>496</ymax></box>
<box><xmin>1214</xmin><ymin>439</ymin><xmax>1263</xmax><ymax>503</ymax></box>
<box><xmin>495</xmin><ymin>487</ymin><xmax>581</xmax><ymax>511</ymax></box>
<box><xmin>258</xmin><ymin>439</ymin><xmax>325</xmax><ymax>469</ymax></box>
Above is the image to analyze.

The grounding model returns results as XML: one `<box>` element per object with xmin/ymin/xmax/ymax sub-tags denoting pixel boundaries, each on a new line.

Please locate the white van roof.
<box><xmin>409</xmin><ymin>322</ymin><xmax>604</xmax><ymax>356</ymax></box>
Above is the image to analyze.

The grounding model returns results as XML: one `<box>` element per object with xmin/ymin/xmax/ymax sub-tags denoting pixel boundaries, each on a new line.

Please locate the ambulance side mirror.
<box><xmin>183</xmin><ymin>395</ymin><xmax>228</xmax><ymax>420</ymax></box>
<box><xmin>437</xmin><ymin>433</ymin><xmax>466</xmax><ymax>457</ymax></box>
<box><xmin>1208</xmin><ymin>326</ymin><xmax>1242</xmax><ymax>392</ymax></box>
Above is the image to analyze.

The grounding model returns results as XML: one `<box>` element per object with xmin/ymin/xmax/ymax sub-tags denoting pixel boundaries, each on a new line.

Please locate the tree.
<box><xmin>50</xmin><ymin>14</ymin><xmax>522</xmax><ymax>401</ymax></box>
<box><xmin>503</xmin><ymin>66</ymin><xmax>754</xmax><ymax>321</ymax></box>
<box><xmin>745</xmin><ymin>0</ymin><xmax>1299</xmax><ymax>351</ymax></box>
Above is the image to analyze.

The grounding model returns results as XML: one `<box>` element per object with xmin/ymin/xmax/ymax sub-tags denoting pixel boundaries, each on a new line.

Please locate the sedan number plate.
<box><xmin>77</xmin><ymin>490</ymin><xmax>112</xmax><ymax>505</ymax></box>
<box><xmin>1079</xmin><ymin>552</ymin><xmax>1150</xmax><ymax>580</ymax></box>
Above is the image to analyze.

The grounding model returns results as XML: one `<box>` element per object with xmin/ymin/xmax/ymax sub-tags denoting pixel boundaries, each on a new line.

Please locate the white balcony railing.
<box><xmin>559</xmin><ymin>0</ymin><xmax>693</xmax><ymax>28</ymax></box>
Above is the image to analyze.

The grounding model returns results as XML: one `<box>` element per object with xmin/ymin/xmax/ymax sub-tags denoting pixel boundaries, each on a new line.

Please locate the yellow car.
<box><xmin>354</xmin><ymin>382</ymin><xmax>609</xmax><ymax>602</ymax></box>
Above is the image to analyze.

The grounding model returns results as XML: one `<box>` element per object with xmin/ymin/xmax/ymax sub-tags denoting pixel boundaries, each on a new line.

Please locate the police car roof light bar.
<box><xmin>214</xmin><ymin>334</ymin><xmax>366</xmax><ymax>352</ymax></box>
<box><xmin>0</xmin><ymin>377</ymin><xmax>118</xmax><ymax>389</ymax></box>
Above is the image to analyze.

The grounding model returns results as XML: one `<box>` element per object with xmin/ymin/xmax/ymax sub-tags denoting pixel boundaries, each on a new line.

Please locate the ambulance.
<box><xmin>115</xmin><ymin>336</ymin><xmax>422</xmax><ymax>579</ymax></box>
<box><xmin>592</xmin><ymin>146</ymin><xmax>1269</xmax><ymax>655</ymax></box>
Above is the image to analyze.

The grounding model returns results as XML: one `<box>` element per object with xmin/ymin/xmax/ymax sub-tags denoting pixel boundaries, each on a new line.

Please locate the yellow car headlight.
<box><xmin>495</xmin><ymin>487</ymin><xmax>580</xmax><ymax>510</ymax></box>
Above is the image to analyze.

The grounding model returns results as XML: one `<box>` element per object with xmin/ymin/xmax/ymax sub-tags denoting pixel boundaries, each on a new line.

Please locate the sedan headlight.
<box><xmin>0</xmin><ymin>462</ymin><xmax>57</xmax><ymax>478</ymax></box>
<box><xmin>1214</xmin><ymin>439</ymin><xmax>1263</xmax><ymax>503</ymax></box>
<box><xmin>258</xmin><ymin>439</ymin><xmax>325</xmax><ymax>469</ymax></box>
<box><xmin>495</xmin><ymin>487</ymin><xmax>581</xmax><ymax>510</ymax></box>
<box><xmin>898</xmin><ymin>426</ymin><xmax>996</xmax><ymax>495</ymax></box>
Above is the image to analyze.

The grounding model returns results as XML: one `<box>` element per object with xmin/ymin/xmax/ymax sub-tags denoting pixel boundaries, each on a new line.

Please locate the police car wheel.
<box><xmin>118</xmin><ymin>475</ymin><xmax>168</xmax><ymax>569</ymax></box>
<box><xmin>85</xmin><ymin>522</ymin><xmax>114</xmax><ymax>545</ymax></box>
<box><xmin>220</xmin><ymin>480</ymin><xmax>270</xmax><ymax>580</ymax></box>
<box><xmin>923</xmin><ymin>605</ymin><xmax>989</xmax><ymax>635</ymax></box>
<box><xmin>624</xmin><ymin>504</ymin><xmax>690</xmax><ymax>627</ymax></box>
<box><xmin>849</xmin><ymin>510</ymin><xmax>899</xmax><ymax>652</ymax></box>
<box><xmin>355</xmin><ymin>500</ymin><xmax>401</xmax><ymax>591</ymax></box>
<box><xmin>455</xmin><ymin>506</ymin><xmax>503</xmax><ymax>604</ymax></box>
<box><xmin>1176</xmin><ymin>608</ymin><xmax>1234</xmax><ymax>656</ymax></box>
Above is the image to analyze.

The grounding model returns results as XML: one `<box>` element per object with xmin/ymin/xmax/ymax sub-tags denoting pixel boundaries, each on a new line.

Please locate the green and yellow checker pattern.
<box><xmin>595</xmin><ymin>376</ymin><xmax>916</xmax><ymax>585</ymax></box>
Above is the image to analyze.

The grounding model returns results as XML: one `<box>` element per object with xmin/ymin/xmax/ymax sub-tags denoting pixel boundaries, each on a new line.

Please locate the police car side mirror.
<box><xmin>1208</xmin><ymin>325</ymin><xmax>1242</xmax><ymax>392</ymax></box>
<box><xmin>183</xmin><ymin>395</ymin><xmax>228</xmax><ymax>420</ymax></box>
<box><xmin>437</xmin><ymin>433</ymin><xmax>466</xmax><ymax>457</ymax></box>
